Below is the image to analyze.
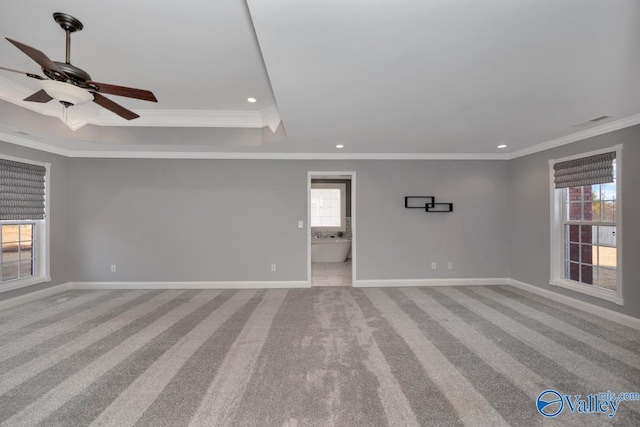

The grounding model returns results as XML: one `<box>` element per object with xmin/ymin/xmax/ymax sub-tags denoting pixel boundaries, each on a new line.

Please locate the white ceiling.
<box><xmin>1</xmin><ymin>0</ymin><xmax>639</xmax><ymax>158</ymax></box>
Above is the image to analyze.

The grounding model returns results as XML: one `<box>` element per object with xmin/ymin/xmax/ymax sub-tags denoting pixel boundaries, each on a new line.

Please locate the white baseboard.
<box><xmin>509</xmin><ymin>279</ymin><xmax>640</xmax><ymax>331</ymax></box>
<box><xmin>353</xmin><ymin>278</ymin><xmax>510</xmax><ymax>288</ymax></box>
<box><xmin>70</xmin><ymin>281</ymin><xmax>311</xmax><ymax>290</ymax></box>
<box><xmin>0</xmin><ymin>282</ymin><xmax>75</xmax><ymax>311</ymax></box>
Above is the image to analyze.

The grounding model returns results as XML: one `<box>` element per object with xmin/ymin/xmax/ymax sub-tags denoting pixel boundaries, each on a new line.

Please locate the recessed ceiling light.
<box><xmin>497</xmin><ymin>144</ymin><xmax>508</xmax><ymax>149</ymax></box>
<box><xmin>247</xmin><ymin>97</ymin><xmax>257</xmax><ymax>103</ymax></box>
<box><xmin>336</xmin><ymin>144</ymin><xmax>344</xmax><ymax>148</ymax></box>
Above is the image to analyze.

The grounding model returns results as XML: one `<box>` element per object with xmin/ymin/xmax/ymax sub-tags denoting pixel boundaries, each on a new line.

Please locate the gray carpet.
<box><xmin>0</xmin><ymin>286</ymin><xmax>639</xmax><ymax>426</ymax></box>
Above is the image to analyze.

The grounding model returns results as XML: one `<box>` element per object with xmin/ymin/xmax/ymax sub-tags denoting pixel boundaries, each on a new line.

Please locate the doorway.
<box><xmin>308</xmin><ymin>172</ymin><xmax>356</xmax><ymax>287</ymax></box>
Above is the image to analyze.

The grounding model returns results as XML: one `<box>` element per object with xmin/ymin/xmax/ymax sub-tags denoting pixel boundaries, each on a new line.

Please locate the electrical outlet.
<box><xmin>431</xmin><ymin>262</ymin><xmax>437</xmax><ymax>270</ymax></box>
<box><xmin>110</xmin><ymin>264</ymin><xmax>117</xmax><ymax>273</ymax></box>
<box><xmin>271</xmin><ymin>264</ymin><xmax>277</xmax><ymax>272</ymax></box>
<box><xmin>448</xmin><ymin>262</ymin><xmax>453</xmax><ymax>270</ymax></box>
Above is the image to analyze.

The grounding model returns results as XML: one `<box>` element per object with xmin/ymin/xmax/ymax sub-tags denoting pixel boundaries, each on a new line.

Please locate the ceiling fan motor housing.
<box><xmin>43</xmin><ymin>62</ymin><xmax>92</xmax><ymax>86</ymax></box>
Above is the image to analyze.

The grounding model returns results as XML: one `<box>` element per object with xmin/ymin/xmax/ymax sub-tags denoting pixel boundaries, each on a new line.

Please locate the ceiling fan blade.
<box><xmin>24</xmin><ymin>89</ymin><xmax>53</xmax><ymax>103</ymax></box>
<box><xmin>93</xmin><ymin>92</ymin><xmax>140</xmax><ymax>120</ymax></box>
<box><xmin>0</xmin><ymin>65</ymin><xmax>45</xmax><ymax>80</ymax></box>
<box><xmin>87</xmin><ymin>81</ymin><xmax>157</xmax><ymax>102</ymax></box>
<box><xmin>5</xmin><ymin>38</ymin><xmax>68</xmax><ymax>78</ymax></box>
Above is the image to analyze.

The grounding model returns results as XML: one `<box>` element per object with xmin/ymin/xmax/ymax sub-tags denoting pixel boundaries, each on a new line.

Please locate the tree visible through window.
<box><xmin>562</xmin><ymin>177</ymin><xmax>616</xmax><ymax>290</ymax></box>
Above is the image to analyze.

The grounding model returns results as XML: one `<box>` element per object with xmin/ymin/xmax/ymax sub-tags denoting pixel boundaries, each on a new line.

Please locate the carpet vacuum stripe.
<box><xmin>0</xmin><ymin>286</ymin><xmax>637</xmax><ymax>426</ymax></box>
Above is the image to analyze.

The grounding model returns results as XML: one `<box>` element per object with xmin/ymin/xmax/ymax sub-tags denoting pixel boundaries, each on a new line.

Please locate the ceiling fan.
<box><xmin>0</xmin><ymin>12</ymin><xmax>157</xmax><ymax>120</ymax></box>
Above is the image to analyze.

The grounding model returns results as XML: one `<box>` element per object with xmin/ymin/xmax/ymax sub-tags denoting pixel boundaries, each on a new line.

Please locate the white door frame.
<box><xmin>307</xmin><ymin>171</ymin><xmax>356</xmax><ymax>285</ymax></box>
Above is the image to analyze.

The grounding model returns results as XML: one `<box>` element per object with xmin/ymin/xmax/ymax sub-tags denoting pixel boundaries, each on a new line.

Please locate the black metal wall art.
<box><xmin>404</xmin><ymin>196</ymin><xmax>453</xmax><ymax>212</ymax></box>
<box><xmin>404</xmin><ymin>196</ymin><xmax>434</xmax><ymax>208</ymax></box>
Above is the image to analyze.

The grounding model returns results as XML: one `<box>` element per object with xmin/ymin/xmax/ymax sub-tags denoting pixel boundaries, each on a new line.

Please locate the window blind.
<box><xmin>0</xmin><ymin>159</ymin><xmax>46</xmax><ymax>220</ymax></box>
<box><xmin>553</xmin><ymin>151</ymin><xmax>615</xmax><ymax>189</ymax></box>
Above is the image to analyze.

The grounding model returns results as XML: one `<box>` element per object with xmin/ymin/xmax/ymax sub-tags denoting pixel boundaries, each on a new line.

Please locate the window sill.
<box><xmin>311</xmin><ymin>228</ymin><xmax>347</xmax><ymax>233</ymax></box>
<box><xmin>0</xmin><ymin>276</ymin><xmax>51</xmax><ymax>294</ymax></box>
<box><xmin>550</xmin><ymin>278</ymin><xmax>623</xmax><ymax>305</ymax></box>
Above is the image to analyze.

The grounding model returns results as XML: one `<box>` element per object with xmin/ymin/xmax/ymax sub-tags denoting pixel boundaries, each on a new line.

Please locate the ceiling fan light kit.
<box><xmin>0</xmin><ymin>12</ymin><xmax>157</xmax><ymax>120</ymax></box>
<box><xmin>40</xmin><ymin>80</ymin><xmax>93</xmax><ymax>107</ymax></box>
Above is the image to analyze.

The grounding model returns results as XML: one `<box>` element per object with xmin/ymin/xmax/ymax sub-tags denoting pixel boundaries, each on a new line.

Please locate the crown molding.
<box><xmin>0</xmin><ymin>133</ymin><xmax>510</xmax><ymax>159</ymax></box>
<box><xmin>507</xmin><ymin>113</ymin><xmax>640</xmax><ymax>159</ymax></box>
<box><xmin>62</xmin><ymin>151</ymin><xmax>510</xmax><ymax>160</ymax></box>
<box><xmin>260</xmin><ymin>105</ymin><xmax>282</xmax><ymax>132</ymax></box>
<box><xmin>93</xmin><ymin>109</ymin><xmax>265</xmax><ymax>128</ymax></box>
<box><xmin>0</xmin><ymin>131</ymin><xmax>73</xmax><ymax>157</ymax></box>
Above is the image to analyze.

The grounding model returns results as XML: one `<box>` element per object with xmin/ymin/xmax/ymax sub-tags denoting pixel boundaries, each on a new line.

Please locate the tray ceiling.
<box><xmin>1</xmin><ymin>0</ymin><xmax>639</xmax><ymax>158</ymax></box>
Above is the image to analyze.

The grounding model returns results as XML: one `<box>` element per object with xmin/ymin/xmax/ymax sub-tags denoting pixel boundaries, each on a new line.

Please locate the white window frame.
<box><xmin>310</xmin><ymin>183</ymin><xmax>347</xmax><ymax>232</ymax></box>
<box><xmin>0</xmin><ymin>154</ymin><xmax>51</xmax><ymax>294</ymax></box>
<box><xmin>549</xmin><ymin>144</ymin><xmax>623</xmax><ymax>305</ymax></box>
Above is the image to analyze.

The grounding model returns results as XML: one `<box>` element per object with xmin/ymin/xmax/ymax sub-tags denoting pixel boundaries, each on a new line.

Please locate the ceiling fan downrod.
<box><xmin>43</xmin><ymin>13</ymin><xmax>92</xmax><ymax>85</ymax></box>
<box><xmin>52</xmin><ymin>12</ymin><xmax>83</xmax><ymax>64</ymax></box>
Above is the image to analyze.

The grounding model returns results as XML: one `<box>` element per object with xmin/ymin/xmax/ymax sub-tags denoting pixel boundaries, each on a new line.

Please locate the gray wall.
<box><xmin>0</xmin><ymin>141</ymin><xmax>71</xmax><ymax>300</ymax></box>
<box><xmin>509</xmin><ymin>124</ymin><xmax>640</xmax><ymax>318</ymax></box>
<box><xmin>3</xmin><ymin>127</ymin><xmax>637</xmax><ymax>319</ymax></box>
<box><xmin>67</xmin><ymin>159</ymin><xmax>510</xmax><ymax>282</ymax></box>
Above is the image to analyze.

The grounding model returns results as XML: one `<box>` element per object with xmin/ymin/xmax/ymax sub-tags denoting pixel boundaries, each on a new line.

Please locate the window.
<box><xmin>550</xmin><ymin>145</ymin><xmax>622</xmax><ymax>304</ymax></box>
<box><xmin>1</xmin><ymin>223</ymin><xmax>35</xmax><ymax>282</ymax></box>
<box><xmin>310</xmin><ymin>183</ymin><xmax>346</xmax><ymax>231</ymax></box>
<box><xmin>0</xmin><ymin>155</ymin><xmax>50</xmax><ymax>293</ymax></box>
